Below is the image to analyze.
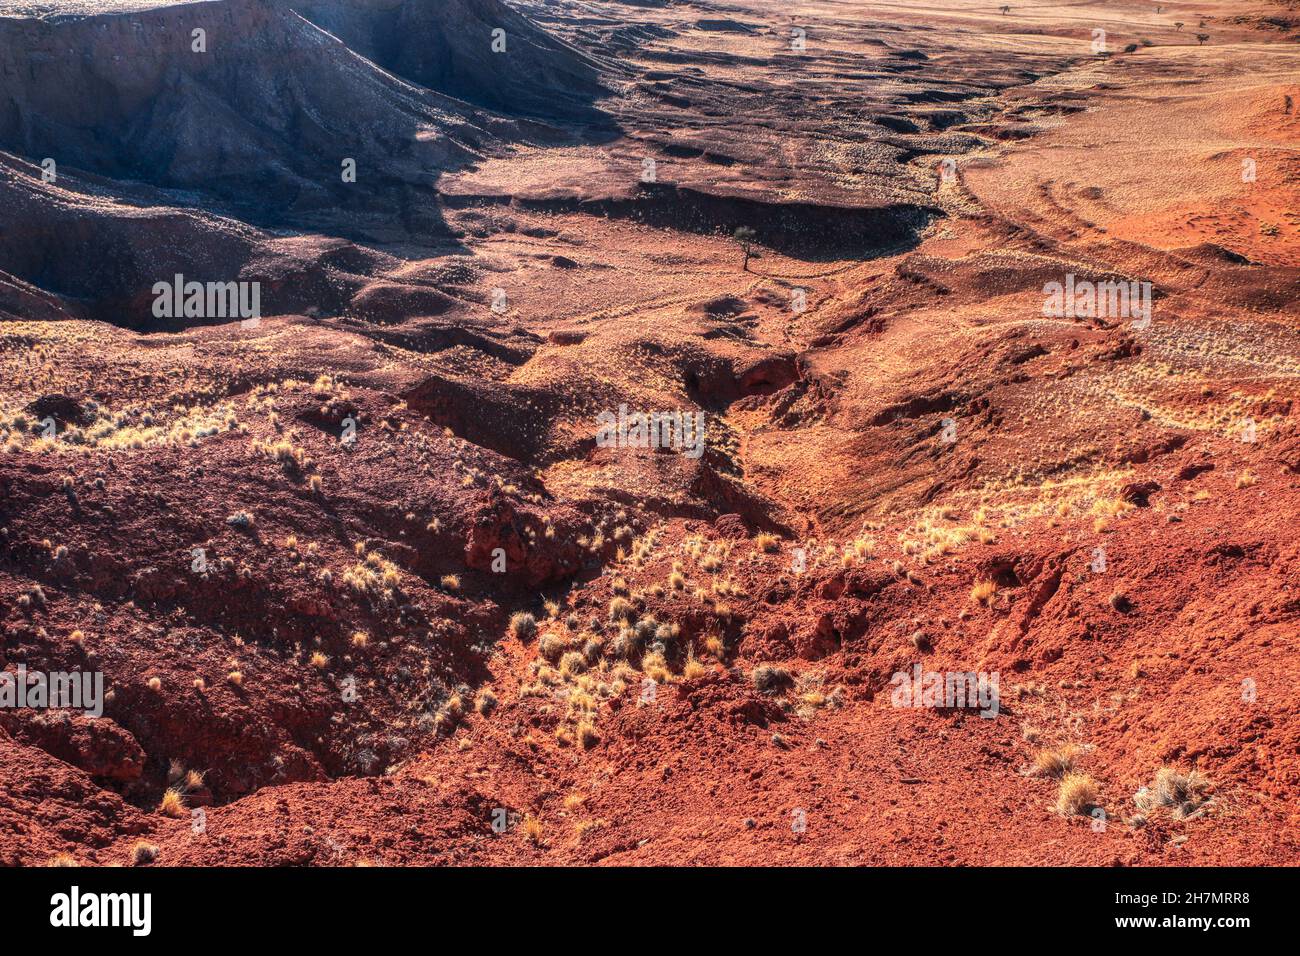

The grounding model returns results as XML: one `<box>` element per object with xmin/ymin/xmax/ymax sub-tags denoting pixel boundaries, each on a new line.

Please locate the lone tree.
<box><xmin>1196</xmin><ymin>33</ymin><xmax>1209</xmax><ymax>45</ymax></box>
<box><xmin>1000</xmin><ymin>5</ymin><xmax>1010</xmax><ymax>14</ymax></box>
<box><xmin>733</xmin><ymin>226</ymin><xmax>757</xmax><ymax>271</ymax></box>
<box><xmin>1175</xmin><ymin>21</ymin><xmax>1183</xmax><ymax>30</ymax></box>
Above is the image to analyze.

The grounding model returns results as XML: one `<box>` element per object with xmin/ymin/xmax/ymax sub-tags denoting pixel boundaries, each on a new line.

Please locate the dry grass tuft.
<box><xmin>1031</xmin><ymin>745</ymin><xmax>1080</xmax><ymax>778</ymax></box>
<box><xmin>159</xmin><ymin>787</ymin><xmax>186</xmax><ymax>818</ymax></box>
<box><xmin>1056</xmin><ymin>772</ymin><xmax>1099</xmax><ymax>815</ymax></box>
<box><xmin>970</xmin><ymin>579</ymin><xmax>997</xmax><ymax>605</ymax></box>
<box><xmin>1134</xmin><ymin>767</ymin><xmax>1213</xmax><ymax>818</ymax></box>
<box><xmin>683</xmin><ymin>654</ymin><xmax>711</xmax><ymax>681</ymax></box>
<box><xmin>609</xmin><ymin>597</ymin><xmax>634</xmax><ymax>622</ymax></box>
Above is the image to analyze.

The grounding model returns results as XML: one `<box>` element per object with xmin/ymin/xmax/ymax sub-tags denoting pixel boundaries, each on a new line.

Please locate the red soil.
<box><xmin>1</xmin><ymin>0</ymin><xmax>1297</xmax><ymax>866</ymax></box>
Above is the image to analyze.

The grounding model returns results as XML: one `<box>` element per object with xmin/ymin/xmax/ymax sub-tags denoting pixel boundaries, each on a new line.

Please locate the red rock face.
<box><xmin>0</xmin><ymin>0</ymin><xmax>1298</xmax><ymax>867</ymax></box>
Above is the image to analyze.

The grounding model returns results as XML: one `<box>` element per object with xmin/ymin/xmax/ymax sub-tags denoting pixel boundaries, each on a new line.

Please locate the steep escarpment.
<box><xmin>293</xmin><ymin>0</ymin><xmax>611</xmax><ymax>121</ymax></box>
<box><xmin>0</xmin><ymin>0</ymin><xmax>483</xmax><ymax>216</ymax></box>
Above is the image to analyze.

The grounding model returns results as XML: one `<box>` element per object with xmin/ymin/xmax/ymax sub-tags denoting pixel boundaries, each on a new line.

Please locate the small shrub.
<box><xmin>752</xmin><ymin>664</ymin><xmax>794</xmax><ymax>694</ymax></box>
<box><xmin>538</xmin><ymin>633</ymin><xmax>567</xmax><ymax>663</ymax></box>
<box><xmin>131</xmin><ymin>841</ymin><xmax>159</xmax><ymax>866</ymax></box>
<box><xmin>559</xmin><ymin>651</ymin><xmax>587</xmax><ymax>677</ymax></box>
<box><xmin>510</xmin><ymin>612</ymin><xmax>537</xmax><ymax>641</ymax></box>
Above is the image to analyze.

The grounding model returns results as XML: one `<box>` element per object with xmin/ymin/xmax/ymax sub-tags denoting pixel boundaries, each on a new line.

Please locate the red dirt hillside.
<box><xmin>0</xmin><ymin>0</ymin><xmax>1297</xmax><ymax>866</ymax></box>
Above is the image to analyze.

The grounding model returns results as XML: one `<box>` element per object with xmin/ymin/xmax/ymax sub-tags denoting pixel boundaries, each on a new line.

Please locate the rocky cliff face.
<box><xmin>0</xmin><ymin>0</ymin><xmax>610</xmax><ymax>224</ymax></box>
<box><xmin>293</xmin><ymin>0</ymin><xmax>609</xmax><ymax>119</ymax></box>
<box><xmin>0</xmin><ymin>0</ymin><xmax>484</xmax><ymax>212</ymax></box>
